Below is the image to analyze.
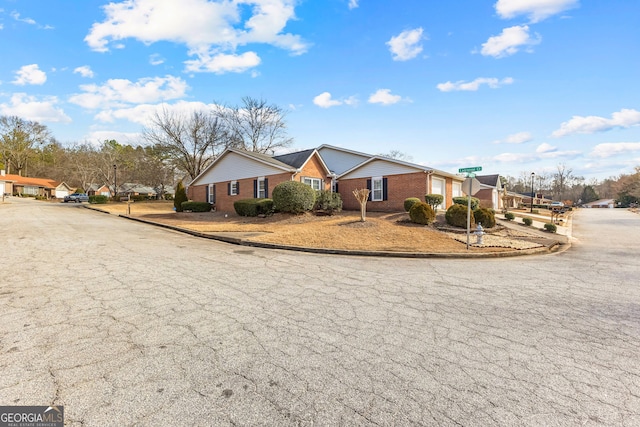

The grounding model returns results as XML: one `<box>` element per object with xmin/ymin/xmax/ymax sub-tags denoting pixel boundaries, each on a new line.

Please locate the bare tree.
<box><xmin>215</xmin><ymin>96</ymin><xmax>293</xmax><ymax>154</ymax></box>
<box><xmin>552</xmin><ymin>163</ymin><xmax>576</xmax><ymax>201</ymax></box>
<box><xmin>377</xmin><ymin>150</ymin><xmax>413</xmax><ymax>162</ymax></box>
<box><xmin>0</xmin><ymin>116</ymin><xmax>52</xmax><ymax>175</ymax></box>
<box><xmin>143</xmin><ymin>108</ymin><xmax>226</xmax><ymax>180</ymax></box>
<box><xmin>353</xmin><ymin>189</ymin><xmax>370</xmax><ymax>222</ymax></box>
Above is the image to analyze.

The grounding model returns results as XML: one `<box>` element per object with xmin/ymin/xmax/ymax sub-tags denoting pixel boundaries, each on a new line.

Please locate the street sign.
<box><xmin>459</xmin><ymin>166</ymin><xmax>482</xmax><ymax>173</ymax></box>
<box><xmin>463</xmin><ymin>177</ymin><xmax>481</xmax><ymax>195</ymax></box>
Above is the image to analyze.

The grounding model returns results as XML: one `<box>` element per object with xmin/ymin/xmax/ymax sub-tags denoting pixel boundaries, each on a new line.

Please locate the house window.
<box><xmin>371</xmin><ymin>177</ymin><xmax>383</xmax><ymax>201</ymax></box>
<box><xmin>303</xmin><ymin>177</ymin><xmax>323</xmax><ymax>191</ymax></box>
<box><xmin>208</xmin><ymin>184</ymin><xmax>216</xmax><ymax>204</ymax></box>
<box><xmin>452</xmin><ymin>182</ymin><xmax>462</xmax><ymax>198</ymax></box>
<box><xmin>257</xmin><ymin>178</ymin><xmax>266</xmax><ymax>198</ymax></box>
<box><xmin>23</xmin><ymin>186</ymin><xmax>39</xmax><ymax>195</ymax></box>
<box><xmin>432</xmin><ymin>177</ymin><xmax>446</xmax><ymax>208</ymax></box>
<box><xmin>230</xmin><ymin>181</ymin><xmax>238</xmax><ymax>196</ymax></box>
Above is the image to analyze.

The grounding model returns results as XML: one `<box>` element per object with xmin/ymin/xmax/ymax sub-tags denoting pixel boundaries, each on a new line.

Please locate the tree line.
<box><xmin>502</xmin><ymin>163</ymin><xmax>640</xmax><ymax>207</ymax></box>
<box><xmin>0</xmin><ymin>97</ymin><xmax>293</xmax><ymax>197</ymax></box>
<box><xmin>1</xmin><ymin>96</ymin><xmax>639</xmax><ymax>205</ymax></box>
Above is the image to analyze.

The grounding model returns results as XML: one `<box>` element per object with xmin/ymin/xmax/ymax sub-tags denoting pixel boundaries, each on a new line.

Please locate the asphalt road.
<box><xmin>1</xmin><ymin>198</ymin><xmax>639</xmax><ymax>426</ymax></box>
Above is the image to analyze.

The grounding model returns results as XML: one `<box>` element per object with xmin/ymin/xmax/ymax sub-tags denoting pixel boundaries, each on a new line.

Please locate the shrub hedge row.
<box><xmin>234</xmin><ymin>198</ymin><xmax>274</xmax><ymax>217</ymax></box>
<box><xmin>181</xmin><ymin>201</ymin><xmax>212</xmax><ymax>212</ymax></box>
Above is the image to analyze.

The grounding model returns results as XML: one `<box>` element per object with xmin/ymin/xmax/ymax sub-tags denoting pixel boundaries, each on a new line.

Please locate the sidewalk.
<box><xmin>495</xmin><ymin>211</ymin><xmax>573</xmax><ymax>240</ymax></box>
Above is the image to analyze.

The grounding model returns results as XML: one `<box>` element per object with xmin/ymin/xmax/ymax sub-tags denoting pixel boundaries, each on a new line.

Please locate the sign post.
<box><xmin>458</xmin><ymin>167</ymin><xmax>482</xmax><ymax>249</ymax></box>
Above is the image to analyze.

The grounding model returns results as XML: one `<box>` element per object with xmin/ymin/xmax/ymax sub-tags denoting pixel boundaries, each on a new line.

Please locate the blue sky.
<box><xmin>1</xmin><ymin>0</ymin><xmax>639</xmax><ymax>180</ymax></box>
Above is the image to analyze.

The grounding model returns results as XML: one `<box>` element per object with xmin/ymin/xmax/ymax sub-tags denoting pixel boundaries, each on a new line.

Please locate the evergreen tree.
<box><xmin>174</xmin><ymin>181</ymin><xmax>188</xmax><ymax>212</ymax></box>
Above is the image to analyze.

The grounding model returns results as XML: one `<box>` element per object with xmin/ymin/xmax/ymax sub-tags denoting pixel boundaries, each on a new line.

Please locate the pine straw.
<box><xmin>96</xmin><ymin>201</ymin><xmax>513</xmax><ymax>253</ymax></box>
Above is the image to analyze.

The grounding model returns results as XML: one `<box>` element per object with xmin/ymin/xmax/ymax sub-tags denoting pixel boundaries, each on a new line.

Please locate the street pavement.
<box><xmin>1</xmin><ymin>198</ymin><xmax>639</xmax><ymax>426</ymax></box>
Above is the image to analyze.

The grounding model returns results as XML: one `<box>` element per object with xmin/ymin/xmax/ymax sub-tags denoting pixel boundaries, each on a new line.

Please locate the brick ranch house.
<box><xmin>188</xmin><ymin>147</ymin><xmax>331</xmax><ymax>212</ymax></box>
<box><xmin>188</xmin><ymin>145</ymin><xmax>465</xmax><ymax>213</ymax></box>
<box><xmin>319</xmin><ymin>145</ymin><xmax>464</xmax><ymax>212</ymax></box>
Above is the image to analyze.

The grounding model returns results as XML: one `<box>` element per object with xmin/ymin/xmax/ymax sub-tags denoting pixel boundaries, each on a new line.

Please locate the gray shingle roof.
<box><xmin>274</xmin><ymin>149</ymin><xmax>315</xmax><ymax>168</ymax></box>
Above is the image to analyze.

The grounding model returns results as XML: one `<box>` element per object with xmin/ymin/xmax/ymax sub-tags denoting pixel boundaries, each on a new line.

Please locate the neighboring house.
<box><xmin>120</xmin><ymin>183</ymin><xmax>157</xmax><ymax>198</ymax></box>
<box><xmin>319</xmin><ymin>145</ymin><xmax>464</xmax><ymax>212</ymax></box>
<box><xmin>1</xmin><ymin>170</ymin><xmax>15</xmax><ymax>196</ymax></box>
<box><xmin>87</xmin><ymin>184</ymin><xmax>112</xmax><ymax>197</ymax></box>
<box><xmin>475</xmin><ymin>174</ymin><xmax>504</xmax><ymax>210</ymax></box>
<box><xmin>502</xmin><ymin>190</ymin><xmax>524</xmax><ymax>209</ymax></box>
<box><xmin>521</xmin><ymin>192</ymin><xmax>552</xmax><ymax>208</ymax></box>
<box><xmin>188</xmin><ymin>147</ymin><xmax>331</xmax><ymax>212</ymax></box>
<box><xmin>582</xmin><ymin>199</ymin><xmax>615</xmax><ymax>208</ymax></box>
<box><xmin>1</xmin><ymin>173</ymin><xmax>71</xmax><ymax>199</ymax></box>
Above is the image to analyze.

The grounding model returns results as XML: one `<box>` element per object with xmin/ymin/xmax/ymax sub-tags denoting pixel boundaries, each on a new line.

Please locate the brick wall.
<box><xmin>192</xmin><ymin>172</ymin><xmax>295</xmax><ymax>213</ymax></box>
<box><xmin>338</xmin><ymin>172</ymin><xmax>428</xmax><ymax>212</ymax></box>
<box><xmin>293</xmin><ymin>155</ymin><xmax>331</xmax><ymax>190</ymax></box>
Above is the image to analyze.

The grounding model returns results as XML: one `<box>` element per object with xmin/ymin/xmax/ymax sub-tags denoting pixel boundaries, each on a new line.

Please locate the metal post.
<box><xmin>530</xmin><ymin>172</ymin><xmax>535</xmax><ymax>213</ymax></box>
<box><xmin>466</xmin><ymin>178</ymin><xmax>472</xmax><ymax>250</ymax></box>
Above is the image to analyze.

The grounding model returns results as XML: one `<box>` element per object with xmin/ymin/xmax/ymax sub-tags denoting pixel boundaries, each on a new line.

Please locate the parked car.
<box><xmin>64</xmin><ymin>193</ymin><xmax>89</xmax><ymax>203</ymax></box>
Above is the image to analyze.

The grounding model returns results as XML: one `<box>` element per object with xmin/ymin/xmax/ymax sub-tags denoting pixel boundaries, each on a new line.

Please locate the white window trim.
<box><xmin>257</xmin><ymin>177</ymin><xmax>266</xmax><ymax>198</ymax></box>
<box><xmin>303</xmin><ymin>177</ymin><xmax>323</xmax><ymax>191</ymax></box>
<box><xmin>230</xmin><ymin>180</ymin><xmax>238</xmax><ymax>196</ymax></box>
<box><xmin>371</xmin><ymin>176</ymin><xmax>383</xmax><ymax>202</ymax></box>
<box><xmin>208</xmin><ymin>184</ymin><xmax>215</xmax><ymax>203</ymax></box>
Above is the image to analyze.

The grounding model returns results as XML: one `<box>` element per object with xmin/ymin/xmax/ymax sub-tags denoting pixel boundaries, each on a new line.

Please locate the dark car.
<box><xmin>64</xmin><ymin>193</ymin><xmax>89</xmax><ymax>203</ymax></box>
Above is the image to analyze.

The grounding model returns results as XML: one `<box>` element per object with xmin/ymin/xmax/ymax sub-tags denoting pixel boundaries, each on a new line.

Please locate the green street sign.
<box><xmin>459</xmin><ymin>166</ymin><xmax>482</xmax><ymax>173</ymax></box>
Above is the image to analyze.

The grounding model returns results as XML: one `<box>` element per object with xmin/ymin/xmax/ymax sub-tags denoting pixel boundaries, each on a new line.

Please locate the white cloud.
<box><xmin>84</xmin><ymin>130</ymin><xmax>142</xmax><ymax>146</ymax></box>
<box><xmin>73</xmin><ymin>66</ymin><xmax>95</xmax><ymax>78</ymax></box>
<box><xmin>493</xmin><ymin>131</ymin><xmax>533</xmax><ymax>144</ymax></box>
<box><xmin>368</xmin><ymin>89</ymin><xmax>403</xmax><ymax>105</ymax></box>
<box><xmin>69</xmin><ymin>75</ymin><xmax>189</xmax><ymax>109</ymax></box>
<box><xmin>590</xmin><ymin>142</ymin><xmax>640</xmax><ymax>158</ymax></box>
<box><xmin>480</xmin><ymin>25</ymin><xmax>541</xmax><ymax>58</ymax></box>
<box><xmin>11</xmin><ymin>11</ymin><xmax>36</xmax><ymax>25</ymax></box>
<box><xmin>313</xmin><ymin>92</ymin><xmax>342</xmax><ymax>108</ymax></box>
<box><xmin>386</xmin><ymin>28</ymin><xmax>424</xmax><ymax>61</ymax></box>
<box><xmin>493</xmin><ymin>145</ymin><xmax>580</xmax><ymax>163</ymax></box>
<box><xmin>149</xmin><ymin>54</ymin><xmax>165</xmax><ymax>65</ymax></box>
<box><xmin>348</xmin><ymin>0</ymin><xmax>359</xmax><ymax>9</ymax></box>
<box><xmin>535</xmin><ymin>142</ymin><xmax>557</xmax><ymax>153</ymax></box>
<box><xmin>12</xmin><ymin>64</ymin><xmax>47</xmax><ymax>85</ymax></box>
<box><xmin>95</xmin><ymin>100</ymin><xmax>219</xmax><ymax>125</ymax></box>
<box><xmin>437</xmin><ymin>77</ymin><xmax>514</xmax><ymax>92</ymax></box>
<box><xmin>85</xmin><ymin>0</ymin><xmax>308</xmax><ymax>73</ymax></box>
<box><xmin>0</xmin><ymin>93</ymin><xmax>71</xmax><ymax>123</ymax></box>
<box><xmin>495</xmin><ymin>0</ymin><xmax>579</xmax><ymax>23</ymax></box>
<box><xmin>184</xmin><ymin>51</ymin><xmax>261</xmax><ymax>74</ymax></box>
<box><xmin>312</xmin><ymin>92</ymin><xmax>357</xmax><ymax>108</ymax></box>
<box><xmin>552</xmin><ymin>109</ymin><xmax>640</xmax><ymax>137</ymax></box>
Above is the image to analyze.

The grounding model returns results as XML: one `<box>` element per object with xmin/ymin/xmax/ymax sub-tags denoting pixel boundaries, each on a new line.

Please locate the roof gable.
<box><xmin>191</xmin><ymin>148</ymin><xmax>296</xmax><ymax>186</ymax></box>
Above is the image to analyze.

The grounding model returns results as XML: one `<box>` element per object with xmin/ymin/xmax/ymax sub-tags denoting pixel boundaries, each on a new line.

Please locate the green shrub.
<box><xmin>544</xmin><ymin>223</ymin><xmax>557</xmax><ymax>233</ymax></box>
<box><xmin>89</xmin><ymin>195</ymin><xmax>109</xmax><ymax>204</ymax></box>
<box><xmin>272</xmin><ymin>181</ymin><xmax>316</xmax><ymax>214</ymax></box>
<box><xmin>174</xmin><ymin>181</ymin><xmax>188</xmax><ymax>212</ymax></box>
<box><xmin>473</xmin><ymin>208</ymin><xmax>496</xmax><ymax>228</ymax></box>
<box><xmin>314</xmin><ymin>190</ymin><xmax>342</xmax><ymax>214</ymax></box>
<box><xmin>453</xmin><ymin>196</ymin><xmax>480</xmax><ymax>211</ymax></box>
<box><xmin>181</xmin><ymin>201</ymin><xmax>212</xmax><ymax>212</ymax></box>
<box><xmin>404</xmin><ymin>197</ymin><xmax>422</xmax><ymax>212</ymax></box>
<box><xmin>234</xmin><ymin>198</ymin><xmax>274</xmax><ymax>217</ymax></box>
<box><xmin>522</xmin><ymin>217</ymin><xmax>533</xmax><ymax>226</ymax></box>
<box><xmin>504</xmin><ymin>212</ymin><xmax>515</xmax><ymax>221</ymax></box>
<box><xmin>445</xmin><ymin>203</ymin><xmax>475</xmax><ymax>228</ymax></box>
<box><xmin>409</xmin><ymin>202</ymin><xmax>436</xmax><ymax>225</ymax></box>
<box><xmin>424</xmin><ymin>194</ymin><xmax>444</xmax><ymax>211</ymax></box>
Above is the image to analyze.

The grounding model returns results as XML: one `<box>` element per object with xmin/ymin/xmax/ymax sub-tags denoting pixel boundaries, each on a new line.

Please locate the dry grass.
<box><xmin>95</xmin><ymin>201</ymin><xmax>516</xmax><ymax>253</ymax></box>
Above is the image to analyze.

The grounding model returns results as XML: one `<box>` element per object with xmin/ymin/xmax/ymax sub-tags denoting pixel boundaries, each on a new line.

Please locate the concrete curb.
<box><xmin>108</xmin><ymin>211</ymin><xmax>568</xmax><ymax>259</ymax></box>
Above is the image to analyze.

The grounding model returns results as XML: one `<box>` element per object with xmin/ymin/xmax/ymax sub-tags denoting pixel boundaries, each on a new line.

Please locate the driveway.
<box><xmin>1</xmin><ymin>199</ymin><xmax>639</xmax><ymax>426</ymax></box>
